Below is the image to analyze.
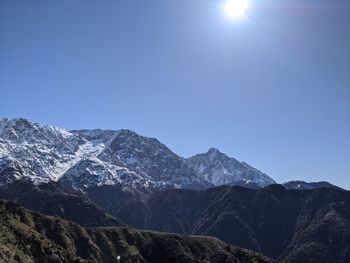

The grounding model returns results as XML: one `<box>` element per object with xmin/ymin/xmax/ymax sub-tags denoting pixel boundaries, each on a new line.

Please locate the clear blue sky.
<box><xmin>1</xmin><ymin>0</ymin><xmax>349</xmax><ymax>189</ymax></box>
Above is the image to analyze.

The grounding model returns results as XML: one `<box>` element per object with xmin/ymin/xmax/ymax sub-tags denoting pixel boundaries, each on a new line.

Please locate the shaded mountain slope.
<box><xmin>148</xmin><ymin>186</ymin><xmax>350</xmax><ymax>262</ymax></box>
<box><xmin>85</xmin><ymin>185</ymin><xmax>350</xmax><ymax>262</ymax></box>
<box><xmin>1</xmin><ymin>180</ymin><xmax>348</xmax><ymax>262</ymax></box>
<box><xmin>0</xmin><ymin>178</ymin><xmax>122</xmax><ymax>227</ymax></box>
<box><xmin>0</xmin><ymin>200</ymin><xmax>273</xmax><ymax>263</ymax></box>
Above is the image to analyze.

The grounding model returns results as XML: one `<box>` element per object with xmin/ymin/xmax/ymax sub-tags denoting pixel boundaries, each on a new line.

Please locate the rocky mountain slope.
<box><xmin>0</xmin><ymin>118</ymin><xmax>274</xmax><ymax>190</ymax></box>
<box><xmin>0</xmin><ymin>200</ymin><xmax>273</xmax><ymax>263</ymax></box>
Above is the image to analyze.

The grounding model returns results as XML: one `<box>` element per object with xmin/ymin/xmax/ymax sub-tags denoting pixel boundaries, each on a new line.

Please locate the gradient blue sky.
<box><xmin>1</xmin><ymin>0</ymin><xmax>349</xmax><ymax>189</ymax></box>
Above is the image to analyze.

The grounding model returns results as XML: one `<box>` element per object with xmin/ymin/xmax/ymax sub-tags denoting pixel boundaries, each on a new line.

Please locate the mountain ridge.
<box><xmin>0</xmin><ymin>117</ymin><xmax>276</xmax><ymax>190</ymax></box>
<box><xmin>283</xmin><ymin>180</ymin><xmax>344</xmax><ymax>190</ymax></box>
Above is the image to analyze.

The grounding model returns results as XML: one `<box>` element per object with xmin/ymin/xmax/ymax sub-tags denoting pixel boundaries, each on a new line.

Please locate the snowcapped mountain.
<box><xmin>0</xmin><ymin>118</ymin><xmax>210</xmax><ymax>190</ymax></box>
<box><xmin>0</xmin><ymin>118</ymin><xmax>274</xmax><ymax>190</ymax></box>
<box><xmin>186</xmin><ymin>148</ymin><xmax>276</xmax><ymax>187</ymax></box>
<box><xmin>0</xmin><ymin>118</ymin><xmax>103</xmax><ymax>182</ymax></box>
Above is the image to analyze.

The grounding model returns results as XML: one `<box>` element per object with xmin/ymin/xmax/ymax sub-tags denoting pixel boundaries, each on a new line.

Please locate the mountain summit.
<box><xmin>186</xmin><ymin>148</ymin><xmax>275</xmax><ymax>187</ymax></box>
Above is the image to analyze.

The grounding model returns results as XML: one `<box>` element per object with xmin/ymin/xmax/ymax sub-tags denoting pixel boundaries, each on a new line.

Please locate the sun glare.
<box><xmin>224</xmin><ymin>0</ymin><xmax>250</xmax><ymax>20</ymax></box>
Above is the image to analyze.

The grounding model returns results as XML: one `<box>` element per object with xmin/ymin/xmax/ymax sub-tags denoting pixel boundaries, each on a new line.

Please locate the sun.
<box><xmin>224</xmin><ymin>0</ymin><xmax>250</xmax><ymax>20</ymax></box>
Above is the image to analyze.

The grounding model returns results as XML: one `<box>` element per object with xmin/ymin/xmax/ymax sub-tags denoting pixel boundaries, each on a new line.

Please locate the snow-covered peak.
<box><xmin>207</xmin><ymin>147</ymin><xmax>221</xmax><ymax>154</ymax></box>
<box><xmin>107</xmin><ymin>129</ymin><xmax>210</xmax><ymax>189</ymax></box>
<box><xmin>206</xmin><ymin>148</ymin><xmax>230</xmax><ymax>162</ymax></box>
<box><xmin>0</xmin><ymin>118</ymin><xmax>99</xmax><ymax>181</ymax></box>
<box><xmin>0</xmin><ymin>118</ymin><xmax>73</xmax><ymax>145</ymax></box>
<box><xmin>186</xmin><ymin>148</ymin><xmax>275</xmax><ymax>187</ymax></box>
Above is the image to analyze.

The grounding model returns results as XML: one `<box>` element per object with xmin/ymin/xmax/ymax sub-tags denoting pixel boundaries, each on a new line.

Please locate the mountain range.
<box><xmin>0</xmin><ymin>117</ymin><xmax>348</xmax><ymax>263</ymax></box>
<box><xmin>0</xmin><ymin>118</ymin><xmax>276</xmax><ymax>190</ymax></box>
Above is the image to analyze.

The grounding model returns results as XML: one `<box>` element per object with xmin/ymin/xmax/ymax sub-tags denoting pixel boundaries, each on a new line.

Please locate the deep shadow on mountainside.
<box><xmin>1</xmin><ymin>179</ymin><xmax>349</xmax><ymax>262</ymax></box>
<box><xmin>85</xmin><ymin>184</ymin><xmax>350</xmax><ymax>263</ymax></box>
<box><xmin>0</xmin><ymin>178</ymin><xmax>123</xmax><ymax>227</ymax></box>
<box><xmin>0</xmin><ymin>200</ymin><xmax>273</xmax><ymax>263</ymax></box>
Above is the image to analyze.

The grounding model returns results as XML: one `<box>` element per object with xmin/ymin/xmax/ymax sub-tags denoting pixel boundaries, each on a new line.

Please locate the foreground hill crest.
<box><xmin>0</xmin><ymin>117</ymin><xmax>275</xmax><ymax>190</ymax></box>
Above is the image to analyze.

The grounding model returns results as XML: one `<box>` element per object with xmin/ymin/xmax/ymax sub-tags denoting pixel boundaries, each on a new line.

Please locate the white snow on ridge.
<box><xmin>0</xmin><ymin>118</ymin><xmax>109</xmax><ymax>182</ymax></box>
<box><xmin>48</xmin><ymin>140</ymin><xmax>106</xmax><ymax>181</ymax></box>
